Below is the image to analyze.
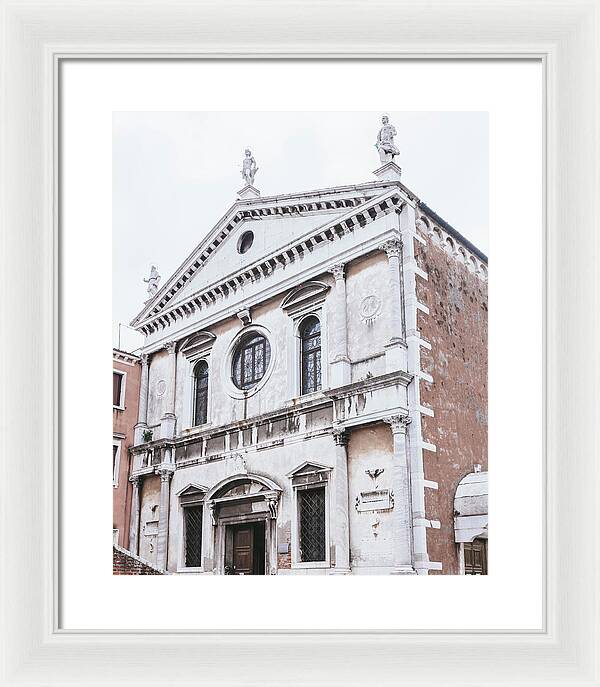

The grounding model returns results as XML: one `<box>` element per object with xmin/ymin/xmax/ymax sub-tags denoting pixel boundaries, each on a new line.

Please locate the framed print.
<box><xmin>1</xmin><ymin>1</ymin><xmax>599</xmax><ymax>685</ymax></box>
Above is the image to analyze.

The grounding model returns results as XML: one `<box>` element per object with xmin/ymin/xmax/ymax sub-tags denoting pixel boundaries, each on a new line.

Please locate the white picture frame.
<box><xmin>1</xmin><ymin>1</ymin><xmax>599</xmax><ymax>685</ymax></box>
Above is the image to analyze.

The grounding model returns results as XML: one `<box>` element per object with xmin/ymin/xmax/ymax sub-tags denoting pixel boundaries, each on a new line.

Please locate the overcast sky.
<box><xmin>113</xmin><ymin>111</ymin><xmax>488</xmax><ymax>352</ymax></box>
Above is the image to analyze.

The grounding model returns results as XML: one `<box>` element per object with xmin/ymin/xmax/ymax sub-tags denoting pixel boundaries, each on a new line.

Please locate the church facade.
<box><xmin>126</xmin><ymin>127</ymin><xmax>488</xmax><ymax>575</ymax></box>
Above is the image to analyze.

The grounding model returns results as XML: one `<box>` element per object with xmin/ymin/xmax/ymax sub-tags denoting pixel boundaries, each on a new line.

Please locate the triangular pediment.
<box><xmin>130</xmin><ymin>184</ymin><xmax>393</xmax><ymax>328</ymax></box>
<box><xmin>286</xmin><ymin>461</ymin><xmax>332</xmax><ymax>478</ymax></box>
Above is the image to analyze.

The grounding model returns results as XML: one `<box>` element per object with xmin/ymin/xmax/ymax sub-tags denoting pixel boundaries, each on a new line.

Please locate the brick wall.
<box><xmin>415</xmin><ymin>235</ymin><xmax>488</xmax><ymax>574</ymax></box>
<box><xmin>113</xmin><ymin>545</ymin><xmax>165</xmax><ymax>575</ymax></box>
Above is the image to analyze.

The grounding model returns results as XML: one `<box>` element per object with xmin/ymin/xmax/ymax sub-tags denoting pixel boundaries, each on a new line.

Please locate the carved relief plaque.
<box><xmin>355</xmin><ymin>489</ymin><xmax>394</xmax><ymax>512</ymax></box>
<box><xmin>360</xmin><ymin>295</ymin><xmax>382</xmax><ymax>323</ymax></box>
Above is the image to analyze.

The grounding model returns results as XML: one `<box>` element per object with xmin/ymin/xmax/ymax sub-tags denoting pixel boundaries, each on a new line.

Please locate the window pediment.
<box><xmin>280</xmin><ymin>281</ymin><xmax>330</xmax><ymax>315</ymax></box>
<box><xmin>180</xmin><ymin>331</ymin><xmax>216</xmax><ymax>359</ymax></box>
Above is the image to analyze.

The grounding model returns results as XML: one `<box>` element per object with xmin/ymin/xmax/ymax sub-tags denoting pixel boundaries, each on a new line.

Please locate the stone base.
<box><xmin>373</xmin><ymin>161</ymin><xmax>402</xmax><ymax>181</ymax></box>
<box><xmin>134</xmin><ymin>422</ymin><xmax>149</xmax><ymax>445</ymax></box>
<box><xmin>384</xmin><ymin>338</ymin><xmax>408</xmax><ymax>373</ymax></box>
<box><xmin>328</xmin><ymin>568</ymin><xmax>352</xmax><ymax>575</ymax></box>
<box><xmin>160</xmin><ymin>414</ymin><xmax>176</xmax><ymax>439</ymax></box>
<box><xmin>237</xmin><ymin>184</ymin><xmax>260</xmax><ymax>199</ymax></box>
<box><xmin>390</xmin><ymin>565</ymin><xmax>417</xmax><ymax>575</ymax></box>
<box><xmin>329</xmin><ymin>357</ymin><xmax>351</xmax><ymax>387</ymax></box>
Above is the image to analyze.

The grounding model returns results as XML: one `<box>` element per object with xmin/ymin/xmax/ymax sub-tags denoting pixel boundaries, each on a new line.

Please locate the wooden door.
<box><xmin>232</xmin><ymin>525</ymin><xmax>254</xmax><ymax>575</ymax></box>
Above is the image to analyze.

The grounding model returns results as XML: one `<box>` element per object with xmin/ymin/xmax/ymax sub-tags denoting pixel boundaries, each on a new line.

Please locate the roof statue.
<box><xmin>375</xmin><ymin>114</ymin><xmax>400</xmax><ymax>164</ymax></box>
<box><xmin>143</xmin><ymin>265</ymin><xmax>161</xmax><ymax>298</ymax></box>
<box><xmin>241</xmin><ymin>148</ymin><xmax>258</xmax><ymax>186</ymax></box>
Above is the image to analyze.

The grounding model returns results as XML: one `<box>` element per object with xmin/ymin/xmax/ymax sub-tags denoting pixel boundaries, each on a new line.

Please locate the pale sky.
<box><xmin>113</xmin><ymin>111</ymin><xmax>488</xmax><ymax>353</ymax></box>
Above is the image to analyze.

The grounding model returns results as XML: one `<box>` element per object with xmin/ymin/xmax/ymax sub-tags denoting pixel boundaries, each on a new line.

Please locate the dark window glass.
<box><xmin>184</xmin><ymin>505</ymin><xmax>203</xmax><ymax>567</ymax></box>
<box><xmin>113</xmin><ymin>444</ymin><xmax>119</xmax><ymax>478</ymax></box>
<box><xmin>300</xmin><ymin>316</ymin><xmax>322</xmax><ymax>395</ymax></box>
<box><xmin>299</xmin><ymin>486</ymin><xmax>326</xmax><ymax>562</ymax></box>
<box><xmin>193</xmin><ymin>360</ymin><xmax>209</xmax><ymax>426</ymax></box>
<box><xmin>113</xmin><ymin>372</ymin><xmax>123</xmax><ymax>406</ymax></box>
<box><xmin>232</xmin><ymin>334</ymin><xmax>271</xmax><ymax>390</ymax></box>
<box><xmin>464</xmin><ymin>538</ymin><xmax>488</xmax><ymax>575</ymax></box>
<box><xmin>238</xmin><ymin>231</ymin><xmax>254</xmax><ymax>254</ymax></box>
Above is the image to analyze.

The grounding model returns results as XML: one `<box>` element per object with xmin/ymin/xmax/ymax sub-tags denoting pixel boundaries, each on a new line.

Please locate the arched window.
<box><xmin>193</xmin><ymin>360</ymin><xmax>209</xmax><ymax>426</ymax></box>
<box><xmin>300</xmin><ymin>316</ymin><xmax>322</xmax><ymax>395</ymax></box>
<box><xmin>232</xmin><ymin>334</ymin><xmax>271</xmax><ymax>390</ymax></box>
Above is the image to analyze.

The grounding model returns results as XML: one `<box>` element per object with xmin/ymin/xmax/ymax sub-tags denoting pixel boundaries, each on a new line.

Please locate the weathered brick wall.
<box><xmin>415</xmin><ymin>235</ymin><xmax>488</xmax><ymax>574</ymax></box>
<box><xmin>113</xmin><ymin>545</ymin><xmax>164</xmax><ymax>575</ymax></box>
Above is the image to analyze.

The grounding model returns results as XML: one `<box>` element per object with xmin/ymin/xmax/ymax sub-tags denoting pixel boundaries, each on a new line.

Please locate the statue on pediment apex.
<box><xmin>241</xmin><ymin>148</ymin><xmax>258</xmax><ymax>186</ymax></box>
<box><xmin>375</xmin><ymin>114</ymin><xmax>400</xmax><ymax>164</ymax></box>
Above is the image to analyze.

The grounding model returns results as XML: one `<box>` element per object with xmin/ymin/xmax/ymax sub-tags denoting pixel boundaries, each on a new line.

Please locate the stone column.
<box><xmin>160</xmin><ymin>341</ymin><xmax>177</xmax><ymax>439</ymax></box>
<box><xmin>134</xmin><ymin>353</ymin><xmax>150</xmax><ymax>445</ymax></box>
<box><xmin>156</xmin><ymin>467</ymin><xmax>174</xmax><ymax>571</ymax></box>
<box><xmin>379</xmin><ymin>237</ymin><xmax>407</xmax><ymax>372</ymax></box>
<box><xmin>128</xmin><ymin>476</ymin><xmax>141</xmax><ymax>556</ymax></box>
<box><xmin>331</xmin><ymin>428</ymin><xmax>351</xmax><ymax>573</ymax></box>
<box><xmin>328</xmin><ymin>263</ymin><xmax>351</xmax><ymax>387</ymax></box>
<box><xmin>384</xmin><ymin>415</ymin><xmax>416</xmax><ymax>574</ymax></box>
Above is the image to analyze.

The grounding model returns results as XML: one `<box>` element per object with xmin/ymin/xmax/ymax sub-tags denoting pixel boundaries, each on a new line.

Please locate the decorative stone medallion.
<box><xmin>360</xmin><ymin>294</ymin><xmax>382</xmax><ymax>324</ymax></box>
<box><xmin>156</xmin><ymin>379</ymin><xmax>167</xmax><ymax>397</ymax></box>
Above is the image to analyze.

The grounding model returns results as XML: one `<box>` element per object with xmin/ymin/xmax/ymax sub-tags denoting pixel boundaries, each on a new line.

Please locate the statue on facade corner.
<box><xmin>143</xmin><ymin>265</ymin><xmax>161</xmax><ymax>297</ymax></box>
<box><xmin>241</xmin><ymin>148</ymin><xmax>258</xmax><ymax>186</ymax></box>
<box><xmin>375</xmin><ymin>114</ymin><xmax>400</xmax><ymax>164</ymax></box>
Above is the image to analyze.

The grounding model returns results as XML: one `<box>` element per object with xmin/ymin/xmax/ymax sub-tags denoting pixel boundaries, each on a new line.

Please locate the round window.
<box><xmin>237</xmin><ymin>231</ymin><xmax>254</xmax><ymax>254</ymax></box>
<box><xmin>232</xmin><ymin>333</ymin><xmax>271</xmax><ymax>390</ymax></box>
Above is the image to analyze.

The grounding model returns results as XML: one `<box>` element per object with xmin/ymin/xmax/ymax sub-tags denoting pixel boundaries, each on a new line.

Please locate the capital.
<box><xmin>164</xmin><ymin>341</ymin><xmax>177</xmax><ymax>354</ymax></box>
<box><xmin>265</xmin><ymin>493</ymin><xmax>279</xmax><ymax>520</ymax></box>
<box><xmin>332</xmin><ymin>428</ymin><xmax>348</xmax><ymax>446</ymax></box>
<box><xmin>379</xmin><ymin>238</ymin><xmax>402</xmax><ymax>259</ymax></box>
<box><xmin>329</xmin><ymin>263</ymin><xmax>345</xmax><ymax>281</ymax></box>
<box><xmin>383</xmin><ymin>414</ymin><xmax>411</xmax><ymax>435</ymax></box>
<box><xmin>140</xmin><ymin>353</ymin><xmax>149</xmax><ymax>366</ymax></box>
<box><xmin>157</xmin><ymin>467</ymin><xmax>174</xmax><ymax>482</ymax></box>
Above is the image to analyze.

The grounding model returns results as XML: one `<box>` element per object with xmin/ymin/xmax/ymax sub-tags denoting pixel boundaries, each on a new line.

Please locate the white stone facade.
<box><xmin>128</xmin><ymin>167</ymin><xmax>486</xmax><ymax>575</ymax></box>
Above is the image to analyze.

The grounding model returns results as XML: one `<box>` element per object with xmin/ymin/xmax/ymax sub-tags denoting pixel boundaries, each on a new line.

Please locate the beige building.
<box><xmin>126</xmin><ymin>137</ymin><xmax>488</xmax><ymax>575</ymax></box>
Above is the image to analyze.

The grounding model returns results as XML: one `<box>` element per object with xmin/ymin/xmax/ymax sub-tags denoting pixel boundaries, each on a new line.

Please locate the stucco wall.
<box><xmin>346</xmin><ymin>251</ymin><xmax>389</xmax><ymax>381</ymax></box>
<box><xmin>139</xmin><ymin>474</ymin><xmax>161</xmax><ymax>567</ymax></box>
<box><xmin>415</xmin><ymin>235</ymin><xmax>488</xmax><ymax>574</ymax></box>
<box><xmin>347</xmin><ymin>423</ymin><xmax>395</xmax><ymax>571</ymax></box>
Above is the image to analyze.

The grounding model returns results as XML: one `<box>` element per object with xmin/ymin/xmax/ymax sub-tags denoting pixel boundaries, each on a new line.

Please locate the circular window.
<box><xmin>237</xmin><ymin>231</ymin><xmax>254</xmax><ymax>254</ymax></box>
<box><xmin>232</xmin><ymin>333</ymin><xmax>271</xmax><ymax>390</ymax></box>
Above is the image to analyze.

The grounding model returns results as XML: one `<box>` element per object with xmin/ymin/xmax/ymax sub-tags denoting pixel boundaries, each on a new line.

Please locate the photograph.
<box><xmin>112</xmin><ymin>111</ymin><xmax>489</xmax><ymax>576</ymax></box>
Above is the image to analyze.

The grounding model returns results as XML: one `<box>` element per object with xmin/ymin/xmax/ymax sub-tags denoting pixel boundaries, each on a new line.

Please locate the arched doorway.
<box><xmin>205</xmin><ymin>474</ymin><xmax>281</xmax><ymax>575</ymax></box>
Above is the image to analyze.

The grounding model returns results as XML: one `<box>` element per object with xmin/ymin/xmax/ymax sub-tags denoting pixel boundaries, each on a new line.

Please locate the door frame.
<box><xmin>214</xmin><ymin>511</ymin><xmax>276</xmax><ymax>576</ymax></box>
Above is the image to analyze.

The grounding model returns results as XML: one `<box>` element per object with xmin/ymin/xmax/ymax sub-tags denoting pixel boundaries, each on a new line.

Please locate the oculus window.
<box><xmin>232</xmin><ymin>334</ymin><xmax>271</xmax><ymax>390</ymax></box>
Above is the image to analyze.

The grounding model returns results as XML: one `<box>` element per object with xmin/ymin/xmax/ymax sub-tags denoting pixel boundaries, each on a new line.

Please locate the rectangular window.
<box><xmin>184</xmin><ymin>505</ymin><xmax>203</xmax><ymax>568</ymax></box>
<box><xmin>298</xmin><ymin>486</ymin><xmax>326</xmax><ymax>562</ymax></box>
<box><xmin>113</xmin><ymin>371</ymin><xmax>125</xmax><ymax>407</ymax></box>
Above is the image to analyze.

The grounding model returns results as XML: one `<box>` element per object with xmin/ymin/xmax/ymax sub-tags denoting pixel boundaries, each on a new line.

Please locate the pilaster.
<box><xmin>383</xmin><ymin>415</ymin><xmax>417</xmax><ymax>575</ymax></box>
<box><xmin>155</xmin><ymin>466</ymin><xmax>174</xmax><ymax>570</ymax></box>
<box><xmin>134</xmin><ymin>353</ymin><xmax>150</xmax><ymax>445</ymax></box>
<box><xmin>328</xmin><ymin>263</ymin><xmax>351</xmax><ymax>387</ymax></box>
<box><xmin>379</xmin><ymin>234</ymin><xmax>408</xmax><ymax>373</ymax></box>
<box><xmin>330</xmin><ymin>428</ymin><xmax>351</xmax><ymax>574</ymax></box>
<box><xmin>160</xmin><ymin>341</ymin><xmax>177</xmax><ymax>439</ymax></box>
<box><xmin>128</xmin><ymin>476</ymin><xmax>141</xmax><ymax>556</ymax></box>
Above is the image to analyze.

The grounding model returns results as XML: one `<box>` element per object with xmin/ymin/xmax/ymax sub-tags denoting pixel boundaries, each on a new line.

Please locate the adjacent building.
<box><xmin>124</xmin><ymin>127</ymin><xmax>488</xmax><ymax>575</ymax></box>
<box><xmin>113</xmin><ymin>348</ymin><xmax>141</xmax><ymax>549</ymax></box>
